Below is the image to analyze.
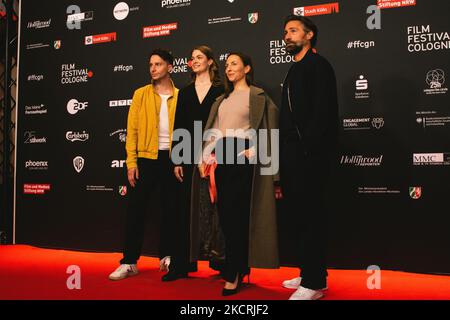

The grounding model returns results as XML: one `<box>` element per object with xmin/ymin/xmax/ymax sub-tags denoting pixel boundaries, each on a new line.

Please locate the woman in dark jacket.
<box><xmin>196</xmin><ymin>52</ymin><xmax>280</xmax><ymax>295</ymax></box>
<box><xmin>162</xmin><ymin>45</ymin><xmax>224</xmax><ymax>281</ymax></box>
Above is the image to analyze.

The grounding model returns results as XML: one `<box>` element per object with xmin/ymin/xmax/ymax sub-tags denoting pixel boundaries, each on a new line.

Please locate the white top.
<box><xmin>158</xmin><ymin>94</ymin><xmax>171</xmax><ymax>150</ymax></box>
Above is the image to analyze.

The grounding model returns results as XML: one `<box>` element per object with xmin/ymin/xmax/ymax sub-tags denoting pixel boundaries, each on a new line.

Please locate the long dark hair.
<box><xmin>190</xmin><ymin>45</ymin><xmax>221</xmax><ymax>86</ymax></box>
<box><xmin>223</xmin><ymin>52</ymin><xmax>254</xmax><ymax>98</ymax></box>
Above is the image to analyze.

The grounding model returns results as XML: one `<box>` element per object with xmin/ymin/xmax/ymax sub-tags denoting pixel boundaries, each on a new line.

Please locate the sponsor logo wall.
<box><xmin>16</xmin><ymin>0</ymin><xmax>450</xmax><ymax>273</ymax></box>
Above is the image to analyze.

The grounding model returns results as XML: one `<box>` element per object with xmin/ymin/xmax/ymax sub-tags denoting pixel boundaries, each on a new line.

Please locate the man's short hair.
<box><xmin>284</xmin><ymin>15</ymin><xmax>318</xmax><ymax>47</ymax></box>
<box><xmin>150</xmin><ymin>48</ymin><xmax>174</xmax><ymax>65</ymax></box>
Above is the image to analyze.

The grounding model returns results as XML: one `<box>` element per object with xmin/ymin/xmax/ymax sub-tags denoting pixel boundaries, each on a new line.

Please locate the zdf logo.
<box><xmin>67</xmin><ymin>99</ymin><xmax>88</xmax><ymax>115</ymax></box>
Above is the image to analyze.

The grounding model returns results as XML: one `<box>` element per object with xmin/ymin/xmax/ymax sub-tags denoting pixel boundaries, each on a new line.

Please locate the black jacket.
<box><xmin>172</xmin><ymin>82</ymin><xmax>224</xmax><ymax>165</ymax></box>
<box><xmin>280</xmin><ymin>49</ymin><xmax>338</xmax><ymax>155</ymax></box>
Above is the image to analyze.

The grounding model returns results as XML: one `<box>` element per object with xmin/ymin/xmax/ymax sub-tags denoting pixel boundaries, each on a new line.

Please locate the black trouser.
<box><xmin>280</xmin><ymin>140</ymin><xmax>331</xmax><ymax>290</ymax></box>
<box><xmin>169</xmin><ymin>164</ymin><xmax>197</xmax><ymax>273</ymax></box>
<box><xmin>120</xmin><ymin>152</ymin><xmax>176</xmax><ymax>265</ymax></box>
<box><xmin>214</xmin><ymin>138</ymin><xmax>254</xmax><ymax>283</ymax></box>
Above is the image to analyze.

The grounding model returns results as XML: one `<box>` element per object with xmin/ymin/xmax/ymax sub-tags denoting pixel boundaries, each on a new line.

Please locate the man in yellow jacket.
<box><xmin>109</xmin><ymin>49</ymin><xmax>179</xmax><ymax>281</ymax></box>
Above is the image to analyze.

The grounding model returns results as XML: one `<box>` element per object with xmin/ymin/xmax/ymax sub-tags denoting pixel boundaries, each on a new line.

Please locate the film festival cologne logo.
<box><xmin>407</xmin><ymin>25</ymin><xmax>450</xmax><ymax>53</ymax></box>
<box><xmin>61</xmin><ymin>64</ymin><xmax>93</xmax><ymax>85</ymax></box>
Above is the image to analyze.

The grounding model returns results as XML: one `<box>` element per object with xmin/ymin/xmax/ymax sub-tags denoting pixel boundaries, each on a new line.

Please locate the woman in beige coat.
<box><xmin>191</xmin><ymin>52</ymin><xmax>280</xmax><ymax>296</ymax></box>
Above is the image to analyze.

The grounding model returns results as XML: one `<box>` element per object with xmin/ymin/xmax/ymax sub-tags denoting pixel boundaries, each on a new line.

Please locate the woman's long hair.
<box><xmin>190</xmin><ymin>45</ymin><xmax>221</xmax><ymax>87</ymax></box>
<box><xmin>223</xmin><ymin>52</ymin><xmax>254</xmax><ymax>98</ymax></box>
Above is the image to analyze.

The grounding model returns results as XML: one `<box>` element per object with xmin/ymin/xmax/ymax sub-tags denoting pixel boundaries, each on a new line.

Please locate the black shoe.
<box><xmin>161</xmin><ymin>271</ymin><xmax>188</xmax><ymax>282</ymax></box>
<box><xmin>221</xmin><ymin>272</ymin><xmax>250</xmax><ymax>296</ymax></box>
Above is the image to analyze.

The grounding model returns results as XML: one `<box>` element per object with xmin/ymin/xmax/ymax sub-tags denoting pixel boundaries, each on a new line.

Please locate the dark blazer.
<box><xmin>280</xmin><ymin>49</ymin><xmax>339</xmax><ymax>155</ymax></box>
<box><xmin>191</xmin><ymin>86</ymin><xmax>280</xmax><ymax>268</ymax></box>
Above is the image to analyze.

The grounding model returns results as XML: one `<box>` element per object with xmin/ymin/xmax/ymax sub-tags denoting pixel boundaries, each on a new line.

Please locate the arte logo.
<box><xmin>61</xmin><ymin>64</ymin><xmax>93</xmax><ymax>84</ymax></box>
<box><xmin>111</xmin><ymin>160</ymin><xmax>126</xmax><ymax>168</ymax></box>
<box><xmin>27</xmin><ymin>74</ymin><xmax>44</xmax><ymax>81</ymax></box>
<box><xmin>143</xmin><ymin>23</ymin><xmax>178</xmax><ymax>38</ymax></box>
<box><xmin>73</xmin><ymin>156</ymin><xmax>85</xmax><ymax>173</ymax></box>
<box><xmin>25</xmin><ymin>104</ymin><xmax>47</xmax><ymax>115</ymax></box>
<box><xmin>109</xmin><ymin>99</ymin><xmax>132</xmax><ymax>107</ymax></box>
<box><xmin>161</xmin><ymin>0</ymin><xmax>191</xmax><ymax>9</ymax></box>
<box><xmin>24</xmin><ymin>131</ymin><xmax>46</xmax><ymax>144</ymax></box>
<box><xmin>407</xmin><ymin>25</ymin><xmax>450</xmax><ymax>53</ymax></box>
<box><xmin>114</xmin><ymin>65</ymin><xmax>134</xmax><ymax>72</ymax></box>
<box><xmin>66</xmin><ymin>5</ymin><xmax>93</xmax><ymax>30</ymax></box>
<box><xmin>424</xmin><ymin>69</ymin><xmax>447</xmax><ymax>95</ymax></box>
<box><xmin>85</xmin><ymin>32</ymin><xmax>117</xmax><ymax>46</ymax></box>
<box><xmin>409</xmin><ymin>187</ymin><xmax>422</xmax><ymax>199</ymax></box>
<box><xmin>340</xmin><ymin>155</ymin><xmax>383</xmax><ymax>167</ymax></box>
<box><xmin>24</xmin><ymin>184</ymin><xmax>51</xmax><ymax>195</ymax></box>
<box><xmin>377</xmin><ymin>0</ymin><xmax>416</xmax><ymax>9</ymax></box>
<box><xmin>293</xmin><ymin>2</ymin><xmax>339</xmax><ymax>17</ymax></box>
<box><xmin>119</xmin><ymin>185</ymin><xmax>127</xmax><ymax>196</ymax></box>
<box><xmin>67</xmin><ymin>99</ymin><xmax>88</xmax><ymax>115</ymax></box>
<box><xmin>25</xmin><ymin>160</ymin><xmax>48</xmax><ymax>170</ymax></box>
<box><xmin>110</xmin><ymin>129</ymin><xmax>127</xmax><ymax>142</ymax></box>
<box><xmin>355</xmin><ymin>75</ymin><xmax>370</xmax><ymax>99</ymax></box>
<box><xmin>248</xmin><ymin>12</ymin><xmax>258</xmax><ymax>24</ymax></box>
<box><xmin>27</xmin><ymin>19</ymin><xmax>51</xmax><ymax>29</ymax></box>
<box><xmin>66</xmin><ymin>131</ymin><xmax>89</xmax><ymax>142</ymax></box>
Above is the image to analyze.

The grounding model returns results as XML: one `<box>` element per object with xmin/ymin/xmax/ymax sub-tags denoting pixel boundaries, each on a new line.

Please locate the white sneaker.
<box><xmin>159</xmin><ymin>256</ymin><xmax>171</xmax><ymax>272</ymax></box>
<box><xmin>289</xmin><ymin>286</ymin><xmax>324</xmax><ymax>300</ymax></box>
<box><xmin>282</xmin><ymin>277</ymin><xmax>328</xmax><ymax>290</ymax></box>
<box><xmin>108</xmin><ymin>264</ymin><xmax>139</xmax><ymax>281</ymax></box>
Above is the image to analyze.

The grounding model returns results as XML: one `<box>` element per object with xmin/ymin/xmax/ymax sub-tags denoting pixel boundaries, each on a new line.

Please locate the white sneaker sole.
<box><xmin>289</xmin><ymin>291</ymin><xmax>324</xmax><ymax>300</ymax></box>
<box><xmin>282</xmin><ymin>282</ymin><xmax>328</xmax><ymax>291</ymax></box>
<box><xmin>109</xmin><ymin>271</ymin><xmax>139</xmax><ymax>281</ymax></box>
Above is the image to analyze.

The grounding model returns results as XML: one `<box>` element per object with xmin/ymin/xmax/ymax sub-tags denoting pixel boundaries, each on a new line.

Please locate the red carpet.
<box><xmin>1</xmin><ymin>245</ymin><xmax>449</xmax><ymax>300</ymax></box>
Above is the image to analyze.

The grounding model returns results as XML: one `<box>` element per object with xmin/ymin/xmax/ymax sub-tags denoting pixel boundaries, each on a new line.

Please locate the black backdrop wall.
<box><xmin>15</xmin><ymin>0</ymin><xmax>450</xmax><ymax>274</ymax></box>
